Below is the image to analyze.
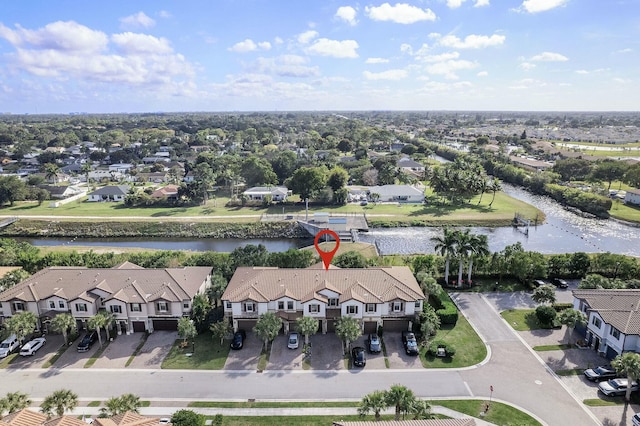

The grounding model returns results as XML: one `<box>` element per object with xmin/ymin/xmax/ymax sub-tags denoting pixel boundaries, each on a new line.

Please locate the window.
<box><xmin>183</xmin><ymin>303</ymin><xmax>189</xmax><ymax>309</ymax></box>
<box><xmin>110</xmin><ymin>305</ymin><xmax>122</xmax><ymax>314</ymax></box>
<box><xmin>13</xmin><ymin>302</ymin><xmax>25</xmax><ymax>311</ymax></box>
<box><xmin>592</xmin><ymin>317</ymin><xmax>602</xmax><ymax>328</ymax></box>
<box><xmin>610</xmin><ymin>327</ymin><xmax>621</xmax><ymax>339</ymax></box>
<box><xmin>328</xmin><ymin>298</ymin><xmax>339</xmax><ymax>307</ymax></box>
<box><xmin>225</xmin><ymin>301</ymin><xmax>232</xmax><ymax>309</ymax></box>
<box><xmin>130</xmin><ymin>304</ymin><xmax>141</xmax><ymax>312</ymax></box>
<box><xmin>346</xmin><ymin>305</ymin><xmax>358</xmax><ymax>315</ymax></box>
<box><xmin>278</xmin><ymin>301</ymin><xmax>284</xmax><ymax>310</ymax></box>
<box><xmin>392</xmin><ymin>302</ymin><xmax>404</xmax><ymax>312</ymax></box>
<box><xmin>49</xmin><ymin>301</ymin><xmax>56</xmax><ymax>309</ymax></box>
<box><xmin>59</xmin><ymin>301</ymin><xmax>65</xmax><ymax>308</ymax></box>
<box><xmin>415</xmin><ymin>301</ymin><xmax>421</xmax><ymax>308</ymax></box>
<box><xmin>365</xmin><ymin>304</ymin><xmax>376</xmax><ymax>313</ymax></box>
<box><xmin>287</xmin><ymin>301</ymin><xmax>294</xmax><ymax>310</ymax></box>
<box><xmin>157</xmin><ymin>302</ymin><xmax>169</xmax><ymax>313</ymax></box>
<box><xmin>75</xmin><ymin>303</ymin><xmax>87</xmax><ymax>312</ymax></box>
<box><xmin>244</xmin><ymin>302</ymin><xmax>255</xmax><ymax>312</ymax></box>
<box><xmin>309</xmin><ymin>304</ymin><xmax>320</xmax><ymax>313</ymax></box>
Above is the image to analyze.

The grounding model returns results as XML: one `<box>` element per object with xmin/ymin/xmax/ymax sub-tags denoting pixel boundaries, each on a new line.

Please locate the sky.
<box><xmin>0</xmin><ymin>0</ymin><xmax>638</xmax><ymax>114</ymax></box>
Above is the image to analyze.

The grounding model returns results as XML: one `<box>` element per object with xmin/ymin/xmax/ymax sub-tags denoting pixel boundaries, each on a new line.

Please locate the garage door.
<box><xmin>132</xmin><ymin>321</ymin><xmax>146</xmax><ymax>333</ymax></box>
<box><xmin>326</xmin><ymin>319</ymin><xmax>337</xmax><ymax>333</ymax></box>
<box><xmin>364</xmin><ymin>322</ymin><xmax>378</xmax><ymax>334</ymax></box>
<box><xmin>237</xmin><ymin>319</ymin><xmax>257</xmax><ymax>331</ymax></box>
<box><xmin>152</xmin><ymin>319</ymin><xmax>178</xmax><ymax>331</ymax></box>
<box><xmin>383</xmin><ymin>319</ymin><xmax>409</xmax><ymax>332</ymax></box>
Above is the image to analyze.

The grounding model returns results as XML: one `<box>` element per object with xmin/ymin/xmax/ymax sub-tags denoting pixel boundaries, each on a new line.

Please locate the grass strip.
<box><xmin>206</xmin><ymin>414</ymin><xmax>397</xmax><ymax>425</ymax></box>
<box><xmin>162</xmin><ymin>332</ymin><xmax>230</xmax><ymax>370</ymax></box>
<box><xmin>87</xmin><ymin>401</ymin><xmax>101</xmax><ymax>407</ymax></box>
<box><xmin>500</xmin><ymin>309</ymin><xmax>541</xmax><ymax>331</ymax></box>
<box><xmin>125</xmin><ymin>333</ymin><xmax>149</xmax><ymax>367</ymax></box>
<box><xmin>583</xmin><ymin>398</ymin><xmax>621</xmax><ymax>406</ymax></box>
<box><xmin>256</xmin><ymin>344</ymin><xmax>270</xmax><ymax>372</ymax></box>
<box><xmin>189</xmin><ymin>401</ymin><xmax>359</xmax><ymax>408</ymax></box>
<box><xmin>421</xmin><ymin>313</ymin><xmax>486</xmax><ymax>368</ymax></box>
<box><xmin>0</xmin><ymin>353</ymin><xmax>18</xmax><ymax>369</ymax></box>
<box><xmin>43</xmin><ymin>344</ymin><xmax>71</xmax><ymax>368</ymax></box>
<box><xmin>381</xmin><ymin>339</ymin><xmax>390</xmax><ymax>369</ymax></box>
<box><xmin>533</xmin><ymin>344</ymin><xmax>573</xmax><ymax>351</ymax></box>
<box><xmin>84</xmin><ymin>342</ymin><xmax>110</xmax><ymax>368</ymax></box>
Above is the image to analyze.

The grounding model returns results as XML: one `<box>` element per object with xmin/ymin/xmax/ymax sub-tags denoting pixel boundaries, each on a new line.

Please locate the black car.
<box><xmin>230</xmin><ymin>330</ymin><xmax>246</xmax><ymax>350</ymax></box>
<box><xmin>584</xmin><ymin>366</ymin><xmax>618</xmax><ymax>381</ymax></box>
<box><xmin>77</xmin><ymin>331</ymin><xmax>98</xmax><ymax>352</ymax></box>
<box><xmin>550</xmin><ymin>277</ymin><xmax>569</xmax><ymax>288</ymax></box>
<box><xmin>351</xmin><ymin>346</ymin><xmax>366</xmax><ymax>367</ymax></box>
<box><xmin>402</xmin><ymin>331</ymin><xmax>419</xmax><ymax>356</ymax></box>
<box><xmin>531</xmin><ymin>279</ymin><xmax>547</xmax><ymax>287</ymax></box>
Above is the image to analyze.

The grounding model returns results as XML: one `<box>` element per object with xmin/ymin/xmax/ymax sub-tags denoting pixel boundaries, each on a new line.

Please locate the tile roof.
<box><xmin>223</xmin><ymin>266</ymin><xmax>424</xmax><ymax>304</ymax></box>
<box><xmin>1</xmin><ymin>409</ymin><xmax>47</xmax><ymax>425</ymax></box>
<box><xmin>43</xmin><ymin>416</ymin><xmax>89</xmax><ymax>426</ymax></box>
<box><xmin>0</xmin><ymin>265</ymin><xmax>212</xmax><ymax>305</ymax></box>
<box><xmin>573</xmin><ymin>289</ymin><xmax>640</xmax><ymax>334</ymax></box>
<box><xmin>94</xmin><ymin>411</ymin><xmax>162</xmax><ymax>425</ymax></box>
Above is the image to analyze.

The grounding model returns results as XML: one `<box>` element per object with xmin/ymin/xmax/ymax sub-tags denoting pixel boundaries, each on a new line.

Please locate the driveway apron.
<box><xmin>91</xmin><ymin>333</ymin><xmax>143</xmax><ymax>369</ymax></box>
<box><xmin>452</xmin><ymin>292</ymin><xmax>600</xmax><ymax>426</ymax></box>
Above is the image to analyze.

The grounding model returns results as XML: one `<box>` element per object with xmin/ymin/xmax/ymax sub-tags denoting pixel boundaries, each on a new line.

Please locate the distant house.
<box><xmin>347</xmin><ymin>185</ymin><xmax>425</xmax><ymax>203</ymax></box>
<box><xmin>397</xmin><ymin>157</ymin><xmax>425</xmax><ymax>176</ymax></box>
<box><xmin>89</xmin><ymin>169</ymin><xmax>123</xmax><ymax>182</ymax></box>
<box><xmin>38</xmin><ymin>185</ymin><xmax>83</xmax><ymax>199</ymax></box>
<box><xmin>624</xmin><ymin>188</ymin><xmax>640</xmax><ymax>206</ymax></box>
<box><xmin>510</xmin><ymin>156</ymin><xmax>552</xmax><ymax>172</ymax></box>
<box><xmin>87</xmin><ymin>185</ymin><xmax>130</xmax><ymax>202</ymax></box>
<box><xmin>136</xmin><ymin>172</ymin><xmax>169</xmax><ymax>183</ymax></box>
<box><xmin>151</xmin><ymin>184</ymin><xmax>179</xmax><ymax>201</ymax></box>
<box><xmin>243</xmin><ymin>186</ymin><xmax>290</xmax><ymax>202</ymax></box>
<box><xmin>183</xmin><ymin>171</ymin><xmax>195</xmax><ymax>183</ymax></box>
<box><xmin>108</xmin><ymin>163</ymin><xmax>135</xmax><ymax>174</ymax></box>
<box><xmin>572</xmin><ymin>289</ymin><xmax>640</xmax><ymax>359</ymax></box>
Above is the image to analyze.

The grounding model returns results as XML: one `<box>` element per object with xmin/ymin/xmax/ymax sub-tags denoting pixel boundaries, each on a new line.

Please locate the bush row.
<box><xmin>433</xmin><ymin>289</ymin><xmax>458</xmax><ymax>325</ymax></box>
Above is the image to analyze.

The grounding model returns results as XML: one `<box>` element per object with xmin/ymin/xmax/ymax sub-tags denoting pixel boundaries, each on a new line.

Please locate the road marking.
<box><xmin>464</xmin><ymin>381</ymin><xmax>473</xmax><ymax>396</ymax></box>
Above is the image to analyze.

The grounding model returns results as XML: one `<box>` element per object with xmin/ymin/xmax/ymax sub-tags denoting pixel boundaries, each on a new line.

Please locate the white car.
<box><xmin>287</xmin><ymin>332</ymin><xmax>299</xmax><ymax>349</ymax></box>
<box><xmin>598</xmin><ymin>378</ymin><xmax>639</xmax><ymax>397</ymax></box>
<box><xmin>19</xmin><ymin>337</ymin><xmax>46</xmax><ymax>356</ymax></box>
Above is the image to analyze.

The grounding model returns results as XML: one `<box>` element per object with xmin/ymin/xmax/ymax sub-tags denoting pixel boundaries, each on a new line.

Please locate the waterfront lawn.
<box><xmin>421</xmin><ymin>312</ymin><xmax>487</xmax><ymax>368</ymax></box>
<box><xmin>162</xmin><ymin>332</ymin><xmax>229</xmax><ymax>370</ymax></box>
<box><xmin>500</xmin><ymin>309</ymin><xmax>541</xmax><ymax>331</ymax></box>
<box><xmin>609</xmin><ymin>200</ymin><xmax>640</xmax><ymax>223</ymax></box>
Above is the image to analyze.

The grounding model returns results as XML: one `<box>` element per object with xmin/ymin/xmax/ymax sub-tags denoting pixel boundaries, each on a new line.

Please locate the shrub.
<box><xmin>552</xmin><ymin>303</ymin><xmax>573</xmax><ymax>312</ymax></box>
<box><xmin>535</xmin><ymin>305</ymin><xmax>557</xmax><ymax>327</ymax></box>
<box><xmin>427</xmin><ymin>340</ymin><xmax>455</xmax><ymax>357</ymax></box>
<box><xmin>377</xmin><ymin>325</ymin><xmax>383</xmax><ymax>337</ymax></box>
<box><xmin>434</xmin><ymin>289</ymin><xmax>458</xmax><ymax>325</ymax></box>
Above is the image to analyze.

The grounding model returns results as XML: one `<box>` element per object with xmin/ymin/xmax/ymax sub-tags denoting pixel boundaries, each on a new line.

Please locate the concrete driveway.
<box><xmin>7</xmin><ymin>334</ymin><xmax>64</xmax><ymax>369</ymax></box>
<box><xmin>53</xmin><ymin>331</ymin><xmax>104</xmax><ymax>369</ymax></box>
<box><xmin>91</xmin><ymin>333</ymin><xmax>143</xmax><ymax>369</ymax></box>
<box><xmin>306</xmin><ymin>334</ymin><xmax>345</xmax><ymax>371</ymax></box>
<box><xmin>127</xmin><ymin>331</ymin><xmax>177</xmax><ymax>369</ymax></box>
<box><xmin>268</xmin><ymin>334</ymin><xmax>304</xmax><ymax>370</ymax></box>
<box><xmin>383</xmin><ymin>332</ymin><xmax>422</xmax><ymax>369</ymax></box>
<box><xmin>353</xmin><ymin>335</ymin><xmax>385</xmax><ymax>369</ymax></box>
<box><xmin>224</xmin><ymin>331</ymin><xmax>262</xmax><ymax>371</ymax></box>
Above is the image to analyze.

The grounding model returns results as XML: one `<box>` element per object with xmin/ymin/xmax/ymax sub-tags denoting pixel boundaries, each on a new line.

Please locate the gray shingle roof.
<box><xmin>573</xmin><ymin>289</ymin><xmax>640</xmax><ymax>334</ymax></box>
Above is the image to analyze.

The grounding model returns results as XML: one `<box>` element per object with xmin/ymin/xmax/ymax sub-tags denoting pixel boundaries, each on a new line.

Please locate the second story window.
<box><xmin>130</xmin><ymin>304</ymin><xmax>141</xmax><ymax>312</ymax></box>
<box><xmin>592</xmin><ymin>316</ymin><xmax>602</xmax><ymax>328</ymax></box>
<box><xmin>346</xmin><ymin>305</ymin><xmax>358</xmax><ymax>315</ymax></box>
<box><xmin>13</xmin><ymin>302</ymin><xmax>25</xmax><ymax>311</ymax></box>
<box><xmin>309</xmin><ymin>304</ymin><xmax>320</xmax><ymax>313</ymax></box>
<box><xmin>278</xmin><ymin>301</ymin><xmax>284</xmax><ymax>310</ymax></box>
<box><xmin>75</xmin><ymin>303</ymin><xmax>87</xmax><ymax>312</ymax></box>
<box><xmin>328</xmin><ymin>298</ymin><xmax>339</xmax><ymax>307</ymax></box>
<box><xmin>244</xmin><ymin>302</ymin><xmax>255</xmax><ymax>312</ymax></box>
<box><xmin>157</xmin><ymin>302</ymin><xmax>169</xmax><ymax>312</ymax></box>
<box><xmin>287</xmin><ymin>301</ymin><xmax>294</xmax><ymax>310</ymax></box>
<box><xmin>110</xmin><ymin>305</ymin><xmax>122</xmax><ymax>314</ymax></box>
<box><xmin>59</xmin><ymin>301</ymin><xmax>65</xmax><ymax>308</ymax></box>
<box><xmin>365</xmin><ymin>304</ymin><xmax>376</xmax><ymax>313</ymax></box>
<box><xmin>610</xmin><ymin>327</ymin><xmax>621</xmax><ymax>339</ymax></box>
<box><xmin>49</xmin><ymin>301</ymin><xmax>56</xmax><ymax>309</ymax></box>
<box><xmin>392</xmin><ymin>302</ymin><xmax>404</xmax><ymax>312</ymax></box>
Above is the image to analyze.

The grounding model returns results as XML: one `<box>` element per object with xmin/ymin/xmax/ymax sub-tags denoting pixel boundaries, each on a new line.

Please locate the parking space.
<box><xmin>7</xmin><ymin>334</ymin><xmax>64</xmax><ymax>369</ymax></box>
<box><xmin>307</xmin><ymin>333</ymin><xmax>345</xmax><ymax>371</ymax></box>
<box><xmin>382</xmin><ymin>332</ymin><xmax>423</xmax><ymax>369</ymax></box>
<box><xmin>267</xmin><ymin>334</ymin><xmax>304</xmax><ymax>370</ymax></box>
<box><xmin>127</xmin><ymin>331</ymin><xmax>177</xmax><ymax>369</ymax></box>
<box><xmin>353</xmin><ymin>335</ymin><xmax>385</xmax><ymax>369</ymax></box>
<box><xmin>224</xmin><ymin>331</ymin><xmax>262</xmax><ymax>371</ymax></box>
<box><xmin>91</xmin><ymin>333</ymin><xmax>144</xmax><ymax>369</ymax></box>
<box><xmin>53</xmin><ymin>332</ymin><xmax>102</xmax><ymax>369</ymax></box>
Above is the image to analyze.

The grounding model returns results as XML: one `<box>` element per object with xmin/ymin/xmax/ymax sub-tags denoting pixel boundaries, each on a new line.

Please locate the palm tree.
<box><xmin>611</xmin><ymin>352</ymin><xmax>640</xmax><ymax>401</ymax></box>
<box><xmin>99</xmin><ymin>393</ymin><xmax>141</xmax><ymax>417</ymax></box>
<box><xmin>384</xmin><ymin>384</ymin><xmax>416</xmax><ymax>420</ymax></box>
<box><xmin>206</xmin><ymin>274</ymin><xmax>228</xmax><ymax>308</ymax></box>
<box><xmin>0</xmin><ymin>391</ymin><xmax>31</xmax><ymax>415</ymax></box>
<box><xmin>88</xmin><ymin>311</ymin><xmax>114</xmax><ymax>348</ymax></box>
<box><xmin>454</xmin><ymin>229</ymin><xmax>473</xmax><ymax>288</ymax></box>
<box><xmin>466</xmin><ymin>233</ymin><xmax>489</xmax><ymax>283</ymax></box>
<box><xmin>431</xmin><ymin>228</ymin><xmax>457</xmax><ymax>285</ymax></box>
<box><xmin>357</xmin><ymin>390</ymin><xmax>388</xmax><ymax>421</ymax></box>
<box><xmin>49</xmin><ymin>313</ymin><xmax>76</xmax><ymax>346</ymax></box>
<box><xmin>81</xmin><ymin>162</ymin><xmax>92</xmax><ymax>190</ymax></box>
<box><xmin>41</xmin><ymin>389</ymin><xmax>78</xmax><ymax>418</ymax></box>
<box><xmin>410</xmin><ymin>399</ymin><xmax>434</xmax><ymax>420</ymax></box>
<box><xmin>489</xmin><ymin>179</ymin><xmax>502</xmax><ymax>207</ymax></box>
<box><xmin>44</xmin><ymin>163</ymin><xmax>60</xmax><ymax>185</ymax></box>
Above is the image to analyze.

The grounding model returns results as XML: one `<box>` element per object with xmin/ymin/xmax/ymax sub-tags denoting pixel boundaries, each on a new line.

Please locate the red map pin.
<box><xmin>314</xmin><ymin>229</ymin><xmax>340</xmax><ymax>270</ymax></box>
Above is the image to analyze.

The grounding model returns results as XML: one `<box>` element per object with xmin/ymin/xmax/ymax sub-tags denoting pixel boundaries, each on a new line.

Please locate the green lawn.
<box><xmin>453</xmin><ymin>277</ymin><xmax>530</xmax><ymax>293</ymax></box>
<box><xmin>533</xmin><ymin>344</ymin><xmax>572</xmax><ymax>351</ymax></box>
<box><xmin>212</xmin><ymin>415</ymin><xmax>399</xmax><ymax>425</ymax></box>
<box><xmin>609</xmin><ymin>200</ymin><xmax>640</xmax><ymax>223</ymax></box>
<box><xmin>421</xmin><ymin>312</ymin><xmax>487</xmax><ymax>368</ymax></box>
<box><xmin>189</xmin><ymin>401</ymin><xmax>359</xmax><ymax>408</ymax></box>
<box><xmin>437</xmin><ymin>400</ymin><xmax>541</xmax><ymax>426</ymax></box>
<box><xmin>161</xmin><ymin>332</ymin><xmax>230</xmax><ymax>370</ymax></box>
<box><xmin>500</xmin><ymin>309</ymin><xmax>541</xmax><ymax>331</ymax></box>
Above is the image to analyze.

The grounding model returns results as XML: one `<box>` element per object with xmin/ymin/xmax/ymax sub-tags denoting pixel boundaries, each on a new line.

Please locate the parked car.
<box><xmin>0</xmin><ymin>334</ymin><xmax>20</xmax><ymax>358</ymax></box>
<box><xmin>368</xmin><ymin>333</ymin><xmax>381</xmax><ymax>353</ymax></box>
<box><xmin>230</xmin><ymin>330</ymin><xmax>246</xmax><ymax>350</ymax></box>
<box><xmin>402</xmin><ymin>331</ymin><xmax>419</xmax><ymax>356</ymax></box>
<box><xmin>287</xmin><ymin>332</ymin><xmax>299</xmax><ymax>349</ymax></box>
<box><xmin>632</xmin><ymin>413</ymin><xmax>640</xmax><ymax>426</ymax></box>
<box><xmin>598</xmin><ymin>378</ymin><xmax>639</xmax><ymax>397</ymax></box>
<box><xmin>77</xmin><ymin>331</ymin><xmax>98</xmax><ymax>352</ymax></box>
<box><xmin>584</xmin><ymin>366</ymin><xmax>618</xmax><ymax>381</ymax></box>
<box><xmin>550</xmin><ymin>277</ymin><xmax>569</xmax><ymax>288</ymax></box>
<box><xmin>531</xmin><ymin>279</ymin><xmax>547</xmax><ymax>287</ymax></box>
<box><xmin>20</xmin><ymin>337</ymin><xmax>46</xmax><ymax>356</ymax></box>
<box><xmin>351</xmin><ymin>346</ymin><xmax>366</xmax><ymax>367</ymax></box>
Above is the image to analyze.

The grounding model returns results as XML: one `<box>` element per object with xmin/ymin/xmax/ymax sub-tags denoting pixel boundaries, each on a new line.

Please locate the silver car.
<box><xmin>368</xmin><ymin>334</ymin><xmax>381</xmax><ymax>353</ymax></box>
<box><xmin>598</xmin><ymin>378</ymin><xmax>639</xmax><ymax>397</ymax></box>
<box><xmin>287</xmin><ymin>332</ymin><xmax>299</xmax><ymax>349</ymax></box>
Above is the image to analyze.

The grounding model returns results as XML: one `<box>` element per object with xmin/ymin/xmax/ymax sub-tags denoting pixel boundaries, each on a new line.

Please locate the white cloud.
<box><xmin>365</xmin><ymin>57</ymin><xmax>389</xmax><ymax>64</ymax></box>
<box><xmin>475</xmin><ymin>0</ymin><xmax>490</xmax><ymax>6</ymax></box>
<box><xmin>477</xmin><ymin>71</ymin><xmax>488</xmax><ymax>76</ymax></box>
<box><xmin>414</xmin><ymin>44</ymin><xmax>431</xmax><ymax>56</ymax></box>
<box><xmin>0</xmin><ymin>21</ymin><xmax>108</xmax><ymax>53</ymax></box>
<box><xmin>306</xmin><ymin>38</ymin><xmax>358</xmax><ymax>58</ymax></box>
<box><xmin>297</xmin><ymin>30</ymin><xmax>319</xmax><ymax>44</ymax></box>
<box><xmin>400</xmin><ymin>43</ymin><xmax>413</xmax><ymax>55</ymax></box>
<box><xmin>119</xmin><ymin>12</ymin><xmax>155</xmax><ymax>29</ymax></box>
<box><xmin>111</xmin><ymin>33</ymin><xmax>173</xmax><ymax>55</ymax></box>
<box><xmin>229</xmin><ymin>39</ymin><xmax>271</xmax><ymax>53</ymax></box>
<box><xmin>158</xmin><ymin>10</ymin><xmax>172</xmax><ymax>19</ymax></box>
<box><xmin>251</xmin><ymin>55</ymin><xmax>320</xmax><ymax>78</ymax></box>
<box><xmin>418</xmin><ymin>51</ymin><xmax>460</xmax><ymax>63</ymax></box>
<box><xmin>365</xmin><ymin>3</ymin><xmax>436</xmax><ymax>24</ymax></box>
<box><xmin>614</xmin><ymin>48</ymin><xmax>632</xmax><ymax>54</ymax></box>
<box><xmin>363</xmin><ymin>69</ymin><xmax>408</xmax><ymax>80</ymax></box>
<box><xmin>438</xmin><ymin>34</ymin><xmax>505</xmax><ymax>49</ymax></box>
<box><xmin>274</xmin><ymin>37</ymin><xmax>284</xmax><ymax>45</ymax></box>
<box><xmin>335</xmin><ymin>6</ymin><xmax>358</xmax><ymax>26</ymax></box>
<box><xmin>530</xmin><ymin>51</ymin><xmax>568</xmax><ymax>61</ymax></box>
<box><xmin>446</xmin><ymin>0</ymin><xmax>490</xmax><ymax>8</ymax></box>
<box><xmin>575</xmin><ymin>68</ymin><xmax>608</xmax><ymax>74</ymax></box>
<box><xmin>425</xmin><ymin>59</ymin><xmax>477</xmax><ymax>79</ymax></box>
<box><xmin>575</xmin><ymin>70</ymin><xmax>588</xmax><ymax>74</ymax></box>
<box><xmin>520</xmin><ymin>62</ymin><xmax>536</xmax><ymax>70</ymax></box>
<box><xmin>519</xmin><ymin>0</ymin><xmax>569</xmax><ymax>13</ymax></box>
<box><xmin>508</xmin><ymin>78</ymin><xmax>547</xmax><ymax>89</ymax></box>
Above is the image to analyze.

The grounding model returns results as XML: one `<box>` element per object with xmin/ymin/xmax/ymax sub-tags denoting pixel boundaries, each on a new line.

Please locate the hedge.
<box><xmin>434</xmin><ymin>289</ymin><xmax>459</xmax><ymax>325</ymax></box>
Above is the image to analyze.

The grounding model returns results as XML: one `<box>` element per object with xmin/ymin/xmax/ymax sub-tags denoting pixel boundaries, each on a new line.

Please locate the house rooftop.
<box><xmin>573</xmin><ymin>289</ymin><xmax>640</xmax><ymax>334</ymax></box>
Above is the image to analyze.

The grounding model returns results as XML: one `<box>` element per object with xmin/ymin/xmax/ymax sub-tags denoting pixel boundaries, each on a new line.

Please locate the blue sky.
<box><xmin>0</xmin><ymin>0</ymin><xmax>638</xmax><ymax>113</ymax></box>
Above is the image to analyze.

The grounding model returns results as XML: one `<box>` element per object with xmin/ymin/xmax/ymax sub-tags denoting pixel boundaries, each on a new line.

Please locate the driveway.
<box><xmin>353</xmin><ymin>335</ymin><xmax>385</xmax><ymax>370</ymax></box>
<box><xmin>7</xmin><ymin>334</ymin><xmax>64</xmax><ymax>369</ymax></box>
<box><xmin>91</xmin><ymin>333</ymin><xmax>144</xmax><ymax>369</ymax></box>
<box><xmin>306</xmin><ymin>333</ymin><xmax>345</xmax><ymax>371</ymax></box>
<box><xmin>127</xmin><ymin>331</ymin><xmax>177</xmax><ymax>369</ymax></box>
<box><xmin>223</xmin><ymin>331</ymin><xmax>262</xmax><ymax>371</ymax></box>
<box><xmin>53</xmin><ymin>331</ymin><xmax>104</xmax><ymax>369</ymax></box>
<box><xmin>382</xmin><ymin>332</ymin><xmax>423</xmax><ymax>369</ymax></box>
<box><xmin>268</xmin><ymin>334</ymin><xmax>304</xmax><ymax>370</ymax></box>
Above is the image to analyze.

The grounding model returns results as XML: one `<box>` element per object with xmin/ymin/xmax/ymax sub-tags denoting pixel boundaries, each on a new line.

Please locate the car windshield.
<box><xmin>407</xmin><ymin>340</ymin><xmax>418</xmax><ymax>348</ymax></box>
<box><xmin>0</xmin><ymin>343</ymin><xmax>8</xmax><ymax>348</ymax></box>
<box><xmin>595</xmin><ymin>367</ymin><xmax>611</xmax><ymax>374</ymax></box>
<box><xmin>289</xmin><ymin>336</ymin><xmax>297</xmax><ymax>343</ymax></box>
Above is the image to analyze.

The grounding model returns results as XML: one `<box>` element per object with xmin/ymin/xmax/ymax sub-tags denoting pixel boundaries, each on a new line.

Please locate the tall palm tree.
<box><xmin>612</xmin><ymin>352</ymin><xmax>640</xmax><ymax>402</ymax></box>
<box><xmin>489</xmin><ymin>179</ymin><xmax>502</xmax><ymax>207</ymax></box>
<box><xmin>99</xmin><ymin>393</ymin><xmax>141</xmax><ymax>417</ymax></box>
<box><xmin>384</xmin><ymin>384</ymin><xmax>416</xmax><ymax>421</ymax></box>
<box><xmin>41</xmin><ymin>389</ymin><xmax>78</xmax><ymax>418</ymax></box>
<box><xmin>467</xmin><ymin>234</ymin><xmax>490</xmax><ymax>283</ymax></box>
<box><xmin>49</xmin><ymin>313</ymin><xmax>76</xmax><ymax>346</ymax></box>
<box><xmin>454</xmin><ymin>229</ymin><xmax>473</xmax><ymax>288</ymax></box>
<box><xmin>357</xmin><ymin>390</ymin><xmax>388</xmax><ymax>421</ymax></box>
<box><xmin>44</xmin><ymin>163</ymin><xmax>60</xmax><ymax>185</ymax></box>
<box><xmin>88</xmin><ymin>311</ymin><xmax>114</xmax><ymax>348</ymax></box>
<box><xmin>431</xmin><ymin>228</ymin><xmax>457</xmax><ymax>285</ymax></box>
<box><xmin>1</xmin><ymin>391</ymin><xmax>31</xmax><ymax>415</ymax></box>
